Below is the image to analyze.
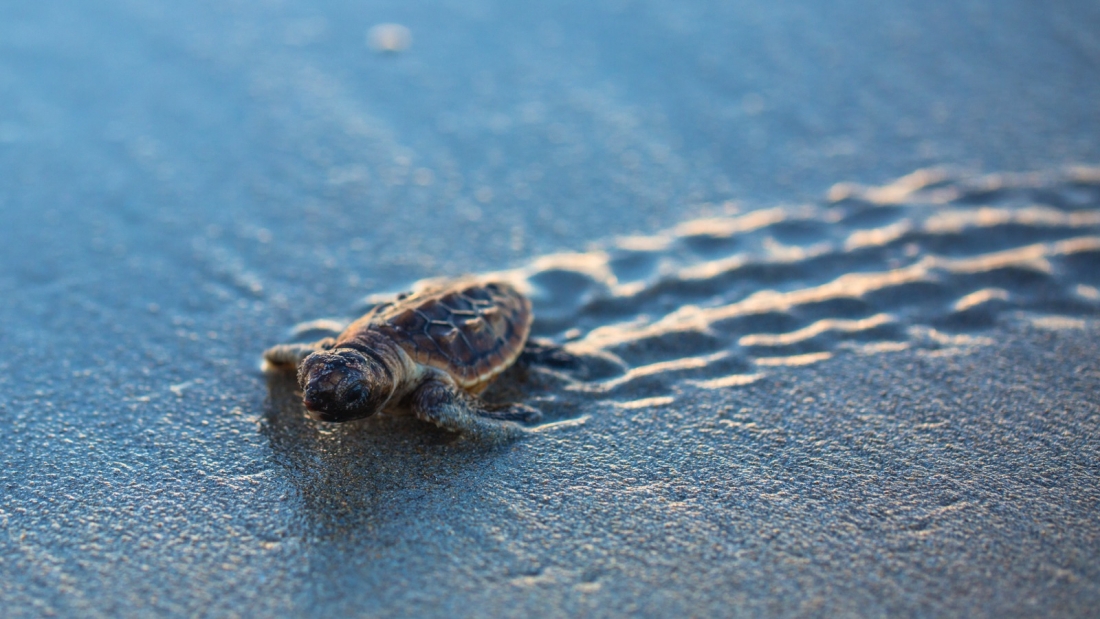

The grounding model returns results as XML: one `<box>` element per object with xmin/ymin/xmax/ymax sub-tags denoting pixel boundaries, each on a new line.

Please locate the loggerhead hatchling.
<box><xmin>263</xmin><ymin>280</ymin><xmax>540</xmax><ymax>442</ymax></box>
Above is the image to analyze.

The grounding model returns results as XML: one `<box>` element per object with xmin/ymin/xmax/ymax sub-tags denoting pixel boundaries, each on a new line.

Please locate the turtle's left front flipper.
<box><xmin>262</xmin><ymin>338</ymin><xmax>335</xmax><ymax>371</ymax></box>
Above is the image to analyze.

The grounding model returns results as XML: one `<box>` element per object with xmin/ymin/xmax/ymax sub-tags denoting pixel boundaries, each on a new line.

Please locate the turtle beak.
<box><xmin>301</xmin><ymin>387</ymin><xmax>325</xmax><ymax>413</ymax></box>
<box><xmin>301</xmin><ymin>372</ymin><xmax>339</xmax><ymax>412</ymax></box>
<box><xmin>301</xmin><ymin>373</ymin><xmax>373</xmax><ymax>422</ymax></box>
<box><xmin>301</xmin><ymin>383</ymin><xmax>331</xmax><ymax>417</ymax></box>
<box><xmin>301</xmin><ymin>385</ymin><xmax>346</xmax><ymax>421</ymax></box>
<box><xmin>296</xmin><ymin>348</ymin><xmax>386</xmax><ymax>422</ymax></box>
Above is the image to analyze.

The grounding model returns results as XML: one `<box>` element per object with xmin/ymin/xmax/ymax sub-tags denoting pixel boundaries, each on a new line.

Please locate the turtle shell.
<box><xmin>346</xmin><ymin>280</ymin><xmax>532</xmax><ymax>390</ymax></box>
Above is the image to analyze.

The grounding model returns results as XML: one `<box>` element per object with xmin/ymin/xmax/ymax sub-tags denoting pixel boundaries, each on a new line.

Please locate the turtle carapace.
<box><xmin>263</xmin><ymin>280</ymin><xmax>539</xmax><ymax>442</ymax></box>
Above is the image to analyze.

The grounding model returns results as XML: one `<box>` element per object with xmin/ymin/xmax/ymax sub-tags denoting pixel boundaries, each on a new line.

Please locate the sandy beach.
<box><xmin>2</xmin><ymin>1</ymin><xmax>1099</xmax><ymax>616</ymax></box>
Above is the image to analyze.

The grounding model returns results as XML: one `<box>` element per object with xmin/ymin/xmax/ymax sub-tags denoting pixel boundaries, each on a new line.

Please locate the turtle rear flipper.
<box><xmin>519</xmin><ymin>338</ymin><xmax>580</xmax><ymax>369</ymax></box>
<box><xmin>520</xmin><ymin>338</ymin><xmax>627</xmax><ymax>380</ymax></box>
<box><xmin>478</xmin><ymin>402</ymin><xmax>542</xmax><ymax>423</ymax></box>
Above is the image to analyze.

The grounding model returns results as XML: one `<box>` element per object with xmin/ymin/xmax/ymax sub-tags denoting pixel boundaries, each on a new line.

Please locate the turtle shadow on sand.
<box><xmin>261</xmin><ymin>371</ymin><xmax>483</xmax><ymax>535</ymax></box>
<box><xmin>258</xmin><ymin>349</ymin><xmax>597</xmax><ymax>536</ymax></box>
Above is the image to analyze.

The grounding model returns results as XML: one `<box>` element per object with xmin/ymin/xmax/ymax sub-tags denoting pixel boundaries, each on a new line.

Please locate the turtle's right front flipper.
<box><xmin>410</xmin><ymin>378</ymin><xmax>528</xmax><ymax>444</ymax></box>
<box><xmin>262</xmin><ymin>338</ymin><xmax>335</xmax><ymax>371</ymax></box>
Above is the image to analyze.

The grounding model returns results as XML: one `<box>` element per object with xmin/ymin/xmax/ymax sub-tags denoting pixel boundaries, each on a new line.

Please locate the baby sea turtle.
<box><xmin>263</xmin><ymin>280</ymin><xmax>539</xmax><ymax>442</ymax></box>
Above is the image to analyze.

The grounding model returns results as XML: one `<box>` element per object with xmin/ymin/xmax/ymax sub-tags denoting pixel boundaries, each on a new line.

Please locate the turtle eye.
<box><xmin>343</xmin><ymin>383</ymin><xmax>366</xmax><ymax>406</ymax></box>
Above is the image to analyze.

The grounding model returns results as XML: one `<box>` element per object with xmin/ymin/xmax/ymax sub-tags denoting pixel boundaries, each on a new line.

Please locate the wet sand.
<box><xmin>3</xmin><ymin>1</ymin><xmax>1100</xmax><ymax>617</ymax></box>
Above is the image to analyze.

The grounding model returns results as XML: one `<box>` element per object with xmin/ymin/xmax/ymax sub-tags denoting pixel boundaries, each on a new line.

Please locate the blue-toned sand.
<box><xmin>2</xmin><ymin>1</ymin><xmax>1099</xmax><ymax>617</ymax></box>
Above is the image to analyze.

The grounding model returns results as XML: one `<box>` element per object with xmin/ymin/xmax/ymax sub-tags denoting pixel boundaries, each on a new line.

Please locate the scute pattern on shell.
<box><xmin>363</xmin><ymin>281</ymin><xmax>532</xmax><ymax>389</ymax></box>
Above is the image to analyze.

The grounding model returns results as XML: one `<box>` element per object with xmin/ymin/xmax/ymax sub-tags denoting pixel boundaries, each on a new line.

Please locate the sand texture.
<box><xmin>2</xmin><ymin>1</ymin><xmax>1100</xmax><ymax>617</ymax></box>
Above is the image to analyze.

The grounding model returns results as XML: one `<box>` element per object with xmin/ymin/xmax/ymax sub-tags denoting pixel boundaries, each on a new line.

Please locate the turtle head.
<box><xmin>297</xmin><ymin>348</ymin><xmax>393</xmax><ymax>422</ymax></box>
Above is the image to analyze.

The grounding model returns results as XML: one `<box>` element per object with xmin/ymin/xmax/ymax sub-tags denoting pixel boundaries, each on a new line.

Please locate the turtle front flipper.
<box><xmin>262</xmin><ymin>338</ymin><xmax>335</xmax><ymax>371</ymax></box>
<box><xmin>410</xmin><ymin>378</ymin><xmax>528</xmax><ymax>443</ymax></box>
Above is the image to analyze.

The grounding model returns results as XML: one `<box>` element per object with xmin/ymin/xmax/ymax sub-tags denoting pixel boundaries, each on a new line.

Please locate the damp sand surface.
<box><xmin>5</xmin><ymin>169</ymin><xmax>1100</xmax><ymax>617</ymax></box>
<box><xmin>265</xmin><ymin>171</ymin><xmax>1100</xmax><ymax>616</ymax></box>
<box><xmin>4</xmin><ymin>1</ymin><xmax>1100</xmax><ymax>617</ymax></box>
